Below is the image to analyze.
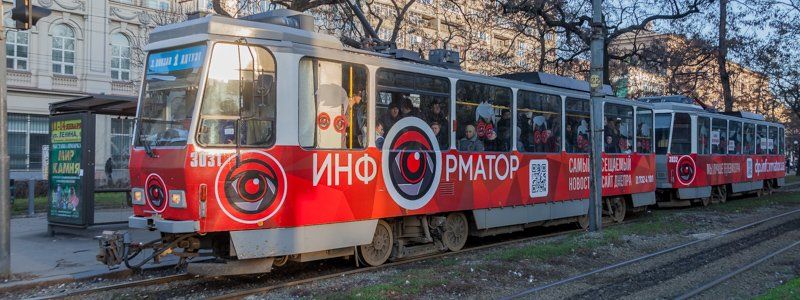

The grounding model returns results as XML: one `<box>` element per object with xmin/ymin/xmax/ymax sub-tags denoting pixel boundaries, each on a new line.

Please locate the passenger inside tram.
<box><xmin>380</xmin><ymin>101</ymin><xmax>401</xmax><ymax>132</ymax></box>
<box><xmin>458</xmin><ymin>124</ymin><xmax>485</xmax><ymax>152</ymax></box>
<box><xmin>345</xmin><ymin>88</ymin><xmax>367</xmax><ymax>148</ymax></box>
<box><xmin>430</xmin><ymin>121</ymin><xmax>448</xmax><ymax>150</ymax></box>
<box><xmin>604</xmin><ymin>118</ymin><xmax>621</xmax><ymax>153</ymax></box>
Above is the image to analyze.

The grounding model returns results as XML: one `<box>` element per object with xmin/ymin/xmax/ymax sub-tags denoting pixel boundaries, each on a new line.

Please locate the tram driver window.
<box><xmin>697</xmin><ymin>117</ymin><xmax>710</xmax><ymax>155</ymax></box>
<box><xmin>743</xmin><ymin>123</ymin><xmax>756</xmax><ymax>154</ymax></box>
<box><xmin>298</xmin><ymin>58</ymin><xmax>368</xmax><ymax>149</ymax></box>
<box><xmin>654</xmin><ymin>113</ymin><xmax>671</xmax><ymax>154</ymax></box>
<box><xmin>711</xmin><ymin>118</ymin><xmax>728</xmax><ymax>155</ymax></box>
<box><xmin>197</xmin><ymin>43</ymin><xmax>276</xmax><ymax>147</ymax></box>
<box><xmin>455</xmin><ymin>81</ymin><xmax>512</xmax><ymax>152</ymax></box>
<box><xmin>728</xmin><ymin>121</ymin><xmax>742</xmax><ymax>154</ymax></box>
<box><xmin>636</xmin><ymin>107</ymin><xmax>653</xmax><ymax>154</ymax></box>
<box><xmin>374</xmin><ymin>69</ymin><xmax>450</xmax><ymax>150</ymax></box>
<box><xmin>671</xmin><ymin>113</ymin><xmax>691</xmax><ymax>154</ymax></box>
<box><xmin>518</xmin><ymin>90</ymin><xmax>561</xmax><ymax>153</ymax></box>
<box><xmin>603</xmin><ymin>104</ymin><xmax>634</xmax><ymax>154</ymax></box>
<box><xmin>565</xmin><ymin>98</ymin><xmax>591</xmax><ymax>153</ymax></box>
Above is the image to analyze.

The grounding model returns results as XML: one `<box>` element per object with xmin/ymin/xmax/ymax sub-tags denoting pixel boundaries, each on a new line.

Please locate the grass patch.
<box><xmin>330</xmin><ymin>268</ymin><xmax>446</xmax><ymax>299</ymax></box>
<box><xmin>711</xmin><ymin>191</ymin><xmax>800</xmax><ymax>213</ymax></box>
<box><xmin>786</xmin><ymin>175</ymin><xmax>799</xmax><ymax>184</ymax></box>
<box><xmin>11</xmin><ymin>192</ymin><xmax>129</xmax><ymax>215</ymax></box>
<box><xmin>756</xmin><ymin>276</ymin><xmax>800</xmax><ymax>300</ymax></box>
<box><xmin>490</xmin><ymin>212</ymin><xmax>687</xmax><ymax>262</ymax></box>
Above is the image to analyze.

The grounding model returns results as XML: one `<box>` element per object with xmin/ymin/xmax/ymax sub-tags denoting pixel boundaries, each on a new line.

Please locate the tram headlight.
<box><xmin>131</xmin><ymin>188</ymin><xmax>145</xmax><ymax>205</ymax></box>
<box><xmin>169</xmin><ymin>190</ymin><xmax>187</xmax><ymax>209</ymax></box>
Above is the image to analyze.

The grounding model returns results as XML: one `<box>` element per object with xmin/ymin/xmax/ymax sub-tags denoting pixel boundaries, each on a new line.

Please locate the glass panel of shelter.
<box><xmin>517</xmin><ymin>90</ymin><xmax>561</xmax><ymax>153</ymax></box>
<box><xmin>374</xmin><ymin>69</ymin><xmax>450</xmax><ymax>150</ymax></box>
<box><xmin>455</xmin><ymin>81</ymin><xmax>512</xmax><ymax>152</ymax></box>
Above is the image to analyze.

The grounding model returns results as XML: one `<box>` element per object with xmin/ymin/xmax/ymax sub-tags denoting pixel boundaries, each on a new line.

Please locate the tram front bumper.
<box><xmin>129</xmin><ymin>216</ymin><xmax>199</xmax><ymax>233</ymax></box>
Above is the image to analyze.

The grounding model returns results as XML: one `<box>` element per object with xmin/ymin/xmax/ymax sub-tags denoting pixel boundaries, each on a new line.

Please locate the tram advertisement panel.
<box><xmin>48</xmin><ymin>113</ymin><xmax>95</xmax><ymax>226</ymax></box>
<box><xmin>666</xmin><ymin>154</ymin><xmax>785</xmax><ymax>188</ymax></box>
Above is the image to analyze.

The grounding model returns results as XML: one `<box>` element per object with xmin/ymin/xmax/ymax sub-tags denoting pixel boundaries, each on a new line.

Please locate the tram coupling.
<box><xmin>96</xmin><ymin>230</ymin><xmax>129</xmax><ymax>268</ymax></box>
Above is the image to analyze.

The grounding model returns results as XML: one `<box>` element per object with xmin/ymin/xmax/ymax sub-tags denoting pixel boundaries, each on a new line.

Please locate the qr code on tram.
<box><xmin>529</xmin><ymin>159</ymin><xmax>549</xmax><ymax>198</ymax></box>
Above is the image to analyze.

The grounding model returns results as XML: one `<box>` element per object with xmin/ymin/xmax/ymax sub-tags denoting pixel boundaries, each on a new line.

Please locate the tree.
<box><xmin>502</xmin><ymin>0</ymin><xmax>712</xmax><ymax>83</ymax></box>
<box><xmin>717</xmin><ymin>0</ymin><xmax>733</xmax><ymax>111</ymax></box>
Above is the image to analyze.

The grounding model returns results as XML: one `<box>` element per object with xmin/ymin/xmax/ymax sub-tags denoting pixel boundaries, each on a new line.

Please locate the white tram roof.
<box><xmin>643</xmin><ymin>95</ymin><xmax>779</xmax><ymax>127</ymax></box>
<box><xmin>146</xmin><ymin>11</ymin><xmax>651</xmax><ymax>108</ymax></box>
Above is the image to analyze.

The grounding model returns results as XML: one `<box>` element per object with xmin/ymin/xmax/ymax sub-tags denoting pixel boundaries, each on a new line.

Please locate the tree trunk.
<box><xmin>718</xmin><ymin>0</ymin><xmax>734</xmax><ymax>112</ymax></box>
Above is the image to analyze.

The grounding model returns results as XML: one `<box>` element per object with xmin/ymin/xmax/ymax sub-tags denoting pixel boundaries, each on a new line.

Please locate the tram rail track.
<box><xmin>502</xmin><ymin>206</ymin><xmax>800</xmax><ymax>299</ymax></box>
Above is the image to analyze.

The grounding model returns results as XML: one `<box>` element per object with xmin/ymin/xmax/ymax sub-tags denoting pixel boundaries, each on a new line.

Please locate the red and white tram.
<box><xmin>642</xmin><ymin>96</ymin><xmax>786</xmax><ymax>206</ymax></box>
<box><xmin>100</xmin><ymin>10</ymin><xmax>658</xmax><ymax>273</ymax></box>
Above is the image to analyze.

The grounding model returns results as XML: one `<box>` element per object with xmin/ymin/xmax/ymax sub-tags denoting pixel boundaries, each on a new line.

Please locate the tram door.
<box><xmin>314</xmin><ymin>61</ymin><xmax>349</xmax><ymax>148</ymax></box>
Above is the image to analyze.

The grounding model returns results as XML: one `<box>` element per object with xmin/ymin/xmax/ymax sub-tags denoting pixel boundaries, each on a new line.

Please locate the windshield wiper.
<box><xmin>140</xmin><ymin>135</ymin><xmax>158</xmax><ymax>158</ymax></box>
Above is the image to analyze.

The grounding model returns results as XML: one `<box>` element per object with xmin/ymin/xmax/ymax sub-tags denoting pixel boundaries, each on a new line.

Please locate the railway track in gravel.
<box><xmin>503</xmin><ymin>207</ymin><xmax>800</xmax><ymax>299</ymax></box>
<box><xmin>30</xmin><ymin>220</ymin><xmax>606</xmax><ymax>300</ymax></box>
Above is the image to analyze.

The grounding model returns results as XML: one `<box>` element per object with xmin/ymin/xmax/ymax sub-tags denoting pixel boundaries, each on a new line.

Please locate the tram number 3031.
<box><xmin>190</xmin><ymin>152</ymin><xmax>224</xmax><ymax>168</ymax></box>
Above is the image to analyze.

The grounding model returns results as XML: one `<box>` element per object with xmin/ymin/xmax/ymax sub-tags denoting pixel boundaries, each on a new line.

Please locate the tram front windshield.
<box><xmin>136</xmin><ymin>45</ymin><xmax>207</xmax><ymax>147</ymax></box>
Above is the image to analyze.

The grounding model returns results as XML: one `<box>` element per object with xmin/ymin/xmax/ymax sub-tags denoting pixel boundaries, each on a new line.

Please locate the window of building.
<box><xmin>518</xmin><ymin>90</ymin><xmax>560</xmax><ymax>153</ymax></box>
<box><xmin>654</xmin><ymin>113</ymin><xmax>671</xmax><ymax>155</ymax></box>
<box><xmin>455</xmin><ymin>81</ymin><xmax>511</xmax><ymax>152</ymax></box>
<box><xmin>756</xmin><ymin>124</ymin><xmax>768</xmax><ymax>154</ymax></box>
<box><xmin>375</xmin><ymin>69</ymin><xmax>450</xmax><ymax>150</ymax></box>
<box><xmin>671</xmin><ymin>113</ymin><xmax>691</xmax><ymax>154</ymax></box>
<box><xmin>52</xmin><ymin>24</ymin><xmax>76</xmax><ymax>75</ymax></box>
<box><xmin>603</xmin><ymin>103</ymin><xmax>634</xmax><ymax>154</ymax></box>
<box><xmin>743</xmin><ymin>123</ymin><xmax>755</xmax><ymax>155</ymax></box>
<box><xmin>9</xmin><ymin>114</ymin><xmax>48</xmax><ymax>170</ymax></box>
<box><xmin>111</xmin><ymin>118</ymin><xmax>134</xmax><ymax>166</ymax></box>
<box><xmin>769</xmin><ymin>126</ymin><xmax>779</xmax><ymax>155</ymax></box>
<box><xmin>636</xmin><ymin>107</ymin><xmax>653</xmax><ymax>154</ymax></box>
<box><xmin>711</xmin><ymin>118</ymin><xmax>728</xmax><ymax>155</ymax></box>
<box><xmin>298</xmin><ymin>58</ymin><xmax>368</xmax><ymax>149</ymax></box>
<box><xmin>565</xmin><ymin>98</ymin><xmax>591</xmax><ymax>153</ymax></box>
<box><xmin>146</xmin><ymin>0</ymin><xmax>170</xmax><ymax>10</ymax></box>
<box><xmin>111</xmin><ymin>33</ymin><xmax>132</xmax><ymax>81</ymax></box>
<box><xmin>697</xmin><ymin>116</ymin><xmax>710</xmax><ymax>155</ymax></box>
<box><xmin>728</xmin><ymin>121</ymin><xmax>742</xmax><ymax>154</ymax></box>
<box><xmin>197</xmin><ymin>43</ymin><xmax>276</xmax><ymax>147</ymax></box>
<box><xmin>5</xmin><ymin>22</ymin><xmax>29</xmax><ymax>70</ymax></box>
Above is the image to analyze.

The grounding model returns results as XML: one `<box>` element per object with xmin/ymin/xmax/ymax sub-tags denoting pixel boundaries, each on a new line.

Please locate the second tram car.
<box><xmin>98</xmin><ymin>10</ymin><xmax>661</xmax><ymax>274</ymax></box>
<box><xmin>642</xmin><ymin>96</ymin><xmax>786</xmax><ymax>206</ymax></box>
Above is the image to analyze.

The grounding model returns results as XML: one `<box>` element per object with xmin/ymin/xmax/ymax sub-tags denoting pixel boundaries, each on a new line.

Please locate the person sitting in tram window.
<box><xmin>484</xmin><ymin>128</ymin><xmax>506</xmax><ymax>152</ymax></box>
<box><xmin>346</xmin><ymin>89</ymin><xmax>367</xmax><ymax>148</ymax></box>
<box><xmin>381</xmin><ymin>101</ymin><xmax>401</xmax><ymax>132</ymax></box>
<box><xmin>430</xmin><ymin>121</ymin><xmax>448</xmax><ymax>150</ymax></box>
<box><xmin>458</xmin><ymin>124</ymin><xmax>484</xmax><ymax>152</ymax></box>
<box><xmin>426</xmin><ymin>100</ymin><xmax>448</xmax><ymax>128</ymax></box>
<box><xmin>376</xmin><ymin>120</ymin><xmax>386</xmax><ymax>149</ymax></box>
<box><xmin>565</xmin><ymin>122</ymin><xmax>576</xmax><ymax>152</ymax></box>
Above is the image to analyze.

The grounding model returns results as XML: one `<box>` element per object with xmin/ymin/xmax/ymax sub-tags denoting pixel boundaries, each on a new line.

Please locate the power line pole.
<box><xmin>588</xmin><ymin>0</ymin><xmax>605</xmax><ymax>232</ymax></box>
<box><xmin>1</xmin><ymin>3</ymin><xmax>12</xmax><ymax>280</ymax></box>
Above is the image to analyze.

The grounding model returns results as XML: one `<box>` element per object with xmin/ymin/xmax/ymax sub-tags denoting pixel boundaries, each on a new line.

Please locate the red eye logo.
<box><xmin>318</xmin><ymin>113</ymin><xmax>331</xmax><ymax>130</ymax></box>
<box><xmin>215</xmin><ymin>151</ymin><xmax>287</xmax><ymax>224</ymax></box>
<box><xmin>676</xmin><ymin>155</ymin><xmax>696</xmax><ymax>186</ymax></box>
<box><xmin>145</xmin><ymin>174</ymin><xmax>168</xmax><ymax>212</ymax></box>
<box><xmin>381</xmin><ymin>117</ymin><xmax>442</xmax><ymax>210</ymax></box>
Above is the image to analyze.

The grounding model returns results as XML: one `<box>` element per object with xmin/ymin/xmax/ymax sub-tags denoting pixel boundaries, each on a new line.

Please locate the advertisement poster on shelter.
<box><xmin>49</xmin><ymin>119</ymin><xmax>83</xmax><ymax>220</ymax></box>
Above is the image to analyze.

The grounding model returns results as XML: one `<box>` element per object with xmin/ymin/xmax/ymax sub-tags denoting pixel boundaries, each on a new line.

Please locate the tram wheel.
<box><xmin>442</xmin><ymin>212</ymin><xmax>469</xmax><ymax>252</ymax></box>
<box><xmin>358</xmin><ymin>220</ymin><xmax>393</xmax><ymax>267</ymax></box>
<box><xmin>609</xmin><ymin>197</ymin><xmax>626</xmax><ymax>223</ymax></box>
<box><xmin>273</xmin><ymin>255</ymin><xmax>289</xmax><ymax>267</ymax></box>
<box><xmin>714</xmin><ymin>185</ymin><xmax>728</xmax><ymax>203</ymax></box>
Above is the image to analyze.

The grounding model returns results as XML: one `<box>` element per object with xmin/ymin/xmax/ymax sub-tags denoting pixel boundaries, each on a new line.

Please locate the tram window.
<box><xmin>655</xmin><ymin>113</ymin><xmax>671</xmax><ymax>154</ymax></box>
<box><xmin>455</xmin><ymin>81</ymin><xmax>512</xmax><ymax>152</ymax></box>
<box><xmin>671</xmin><ymin>113</ymin><xmax>691</xmax><ymax>154</ymax></box>
<box><xmin>297</xmin><ymin>58</ymin><xmax>368</xmax><ymax>149</ymax></box>
<box><xmin>636</xmin><ymin>107</ymin><xmax>653</xmax><ymax>154</ymax></box>
<box><xmin>769</xmin><ymin>126</ymin><xmax>779</xmax><ymax>155</ymax></box>
<box><xmin>697</xmin><ymin>117</ymin><xmax>710</xmax><ymax>155</ymax></box>
<box><xmin>603</xmin><ymin>104</ymin><xmax>634</xmax><ymax>154</ymax></box>
<box><xmin>728</xmin><ymin>121</ymin><xmax>742</xmax><ymax>154</ymax></box>
<box><xmin>711</xmin><ymin>118</ymin><xmax>728</xmax><ymax>155</ymax></box>
<box><xmin>375</xmin><ymin>69</ymin><xmax>450</xmax><ymax>150</ymax></box>
<box><xmin>757</xmin><ymin>125</ymin><xmax>768</xmax><ymax>154</ymax></box>
<box><xmin>743</xmin><ymin>123</ymin><xmax>756</xmax><ymax>154</ymax></box>
<box><xmin>565</xmin><ymin>98</ymin><xmax>591</xmax><ymax>153</ymax></box>
<box><xmin>518</xmin><ymin>90</ymin><xmax>561</xmax><ymax>153</ymax></box>
<box><xmin>197</xmin><ymin>43</ymin><xmax>276</xmax><ymax>147</ymax></box>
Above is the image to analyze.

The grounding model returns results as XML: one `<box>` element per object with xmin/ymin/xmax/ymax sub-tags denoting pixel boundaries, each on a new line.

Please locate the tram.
<box><xmin>97</xmin><ymin>10</ymin><xmax>658</xmax><ymax>274</ymax></box>
<box><xmin>641</xmin><ymin>96</ymin><xmax>786</xmax><ymax>206</ymax></box>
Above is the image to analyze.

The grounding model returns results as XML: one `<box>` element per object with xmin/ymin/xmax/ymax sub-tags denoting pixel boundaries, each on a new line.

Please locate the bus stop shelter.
<box><xmin>47</xmin><ymin>93</ymin><xmax>137</xmax><ymax>234</ymax></box>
